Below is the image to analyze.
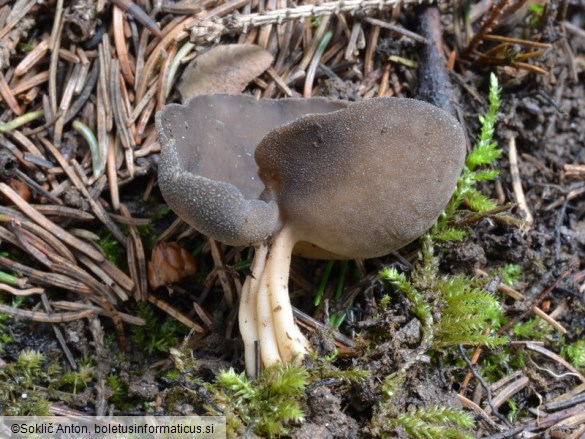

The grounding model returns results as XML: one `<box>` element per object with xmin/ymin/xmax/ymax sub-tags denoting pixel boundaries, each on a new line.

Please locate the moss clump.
<box><xmin>58</xmin><ymin>359</ymin><xmax>95</xmax><ymax>393</ymax></box>
<box><xmin>131</xmin><ymin>303</ymin><xmax>188</xmax><ymax>354</ymax></box>
<box><xmin>512</xmin><ymin>317</ymin><xmax>553</xmax><ymax>341</ymax></box>
<box><xmin>0</xmin><ymin>294</ymin><xmax>24</xmax><ymax>353</ymax></box>
<box><xmin>380</xmin><ymin>242</ymin><xmax>506</xmax><ymax>353</ymax></box>
<box><xmin>0</xmin><ymin>348</ymin><xmax>102</xmax><ymax>415</ymax></box>
<box><xmin>562</xmin><ymin>340</ymin><xmax>585</xmax><ymax>369</ymax></box>
<box><xmin>434</xmin><ymin>72</ymin><xmax>502</xmax><ymax>242</ymax></box>
<box><xmin>208</xmin><ymin>364</ymin><xmax>308</xmax><ymax>437</ymax></box>
<box><xmin>389</xmin><ymin>405</ymin><xmax>474</xmax><ymax>439</ymax></box>
<box><xmin>0</xmin><ymin>349</ymin><xmax>53</xmax><ymax>415</ymax></box>
<box><xmin>433</xmin><ymin>275</ymin><xmax>505</xmax><ymax>349</ymax></box>
<box><xmin>500</xmin><ymin>264</ymin><xmax>523</xmax><ymax>286</ymax></box>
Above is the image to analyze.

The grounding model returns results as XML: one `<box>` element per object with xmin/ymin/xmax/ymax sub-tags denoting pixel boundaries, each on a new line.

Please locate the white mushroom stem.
<box><xmin>239</xmin><ymin>226</ymin><xmax>311</xmax><ymax>376</ymax></box>
<box><xmin>256</xmin><ymin>259</ymin><xmax>282</xmax><ymax>367</ymax></box>
<box><xmin>265</xmin><ymin>225</ymin><xmax>310</xmax><ymax>362</ymax></box>
<box><xmin>239</xmin><ymin>244</ymin><xmax>267</xmax><ymax>377</ymax></box>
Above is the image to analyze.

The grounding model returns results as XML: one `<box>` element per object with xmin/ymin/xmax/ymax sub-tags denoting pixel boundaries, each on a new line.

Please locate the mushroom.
<box><xmin>156</xmin><ymin>94</ymin><xmax>466</xmax><ymax>376</ymax></box>
<box><xmin>178</xmin><ymin>44</ymin><xmax>274</xmax><ymax>100</ymax></box>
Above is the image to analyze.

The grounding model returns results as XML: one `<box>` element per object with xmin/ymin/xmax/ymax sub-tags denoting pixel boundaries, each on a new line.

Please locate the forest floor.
<box><xmin>0</xmin><ymin>0</ymin><xmax>584</xmax><ymax>438</ymax></box>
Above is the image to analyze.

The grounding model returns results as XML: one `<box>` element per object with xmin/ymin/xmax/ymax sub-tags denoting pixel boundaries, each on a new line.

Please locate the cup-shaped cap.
<box><xmin>255</xmin><ymin>98</ymin><xmax>466</xmax><ymax>258</ymax></box>
<box><xmin>156</xmin><ymin>94</ymin><xmax>347</xmax><ymax>246</ymax></box>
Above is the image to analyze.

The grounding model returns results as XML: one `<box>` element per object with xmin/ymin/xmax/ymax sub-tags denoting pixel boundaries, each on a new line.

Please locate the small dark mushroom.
<box><xmin>157</xmin><ymin>94</ymin><xmax>465</xmax><ymax>375</ymax></box>
<box><xmin>178</xmin><ymin>44</ymin><xmax>274</xmax><ymax>100</ymax></box>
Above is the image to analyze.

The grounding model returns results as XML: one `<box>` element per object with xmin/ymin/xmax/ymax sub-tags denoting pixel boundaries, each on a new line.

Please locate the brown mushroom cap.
<box><xmin>255</xmin><ymin>98</ymin><xmax>466</xmax><ymax>258</ymax></box>
<box><xmin>178</xmin><ymin>44</ymin><xmax>274</xmax><ymax>100</ymax></box>
<box><xmin>156</xmin><ymin>94</ymin><xmax>347</xmax><ymax>246</ymax></box>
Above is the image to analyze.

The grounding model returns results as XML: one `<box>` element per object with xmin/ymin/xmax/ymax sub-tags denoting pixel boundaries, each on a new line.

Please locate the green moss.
<box><xmin>0</xmin><ymin>349</ymin><xmax>100</xmax><ymax>415</ymax></box>
<box><xmin>208</xmin><ymin>364</ymin><xmax>308</xmax><ymax>437</ymax></box>
<box><xmin>390</xmin><ymin>405</ymin><xmax>474</xmax><ymax>439</ymax></box>
<box><xmin>481</xmin><ymin>351</ymin><xmax>513</xmax><ymax>381</ymax></box>
<box><xmin>506</xmin><ymin>398</ymin><xmax>519</xmax><ymax>422</ymax></box>
<box><xmin>0</xmin><ymin>350</ymin><xmax>53</xmax><ymax>415</ymax></box>
<box><xmin>131</xmin><ymin>303</ymin><xmax>188</xmax><ymax>354</ymax></box>
<box><xmin>562</xmin><ymin>340</ymin><xmax>585</xmax><ymax>369</ymax></box>
<box><xmin>98</xmin><ymin>231</ymin><xmax>125</xmax><ymax>266</ymax></box>
<box><xmin>512</xmin><ymin>317</ymin><xmax>553</xmax><ymax>340</ymax></box>
<box><xmin>107</xmin><ymin>373</ymin><xmax>128</xmax><ymax>405</ymax></box>
<box><xmin>500</xmin><ymin>264</ymin><xmax>523</xmax><ymax>286</ymax></box>
<box><xmin>165</xmin><ymin>351</ymin><xmax>368</xmax><ymax>438</ymax></box>
<box><xmin>59</xmin><ymin>359</ymin><xmax>95</xmax><ymax>393</ymax></box>
<box><xmin>380</xmin><ymin>254</ymin><xmax>506</xmax><ymax>353</ymax></box>
<box><xmin>434</xmin><ymin>72</ymin><xmax>503</xmax><ymax>241</ymax></box>
<box><xmin>433</xmin><ymin>276</ymin><xmax>505</xmax><ymax>349</ymax></box>
<box><xmin>377</xmin><ymin>234</ymin><xmax>501</xmax><ymax>438</ymax></box>
<box><xmin>0</xmin><ymin>296</ymin><xmax>22</xmax><ymax>352</ymax></box>
<box><xmin>528</xmin><ymin>3</ymin><xmax>545</xmax><ymax>28</ymax></box>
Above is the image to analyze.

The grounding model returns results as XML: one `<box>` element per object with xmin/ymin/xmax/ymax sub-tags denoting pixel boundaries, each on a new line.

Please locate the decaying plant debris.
<box><xmin>0</xmin><ymin>0</ymin><xmax>584</xmax><ymax>437</ymax></box>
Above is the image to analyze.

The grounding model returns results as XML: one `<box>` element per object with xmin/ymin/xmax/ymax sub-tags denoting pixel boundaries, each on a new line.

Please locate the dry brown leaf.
<box><xmin>147</xmin><ymin>241</ymin><xmax>197</xmax><ymax>290</ymax></box>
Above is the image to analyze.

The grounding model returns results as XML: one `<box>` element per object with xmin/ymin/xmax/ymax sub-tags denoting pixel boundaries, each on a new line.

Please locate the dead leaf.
<box><xmin>147</xmin><ymin>242</ymin><xmax>197</xmax><ymax>290</ymax></box>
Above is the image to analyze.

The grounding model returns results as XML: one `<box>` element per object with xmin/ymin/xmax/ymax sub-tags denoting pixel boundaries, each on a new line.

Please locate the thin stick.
<box><xmin>192</xmin><ymin>0</ymin><xmax>428</xmax><ymax>40</ymax></box>
<box><xmin>462</xmin><ymin>0</ymin><xmax>509</xmax><ymax>58</ymax></box>
<box><xmin>508</xmin><ymin>136</ymin><xmax>533</xmax><ymax>226</ymax></box>
<box><xmin>40</xmin><ymin>293</ymin><xmax>77</xmax><ymax>369</ymax></box>
<box><xmin>39</xmin><ymin>136</ymin><xmax>127</xmax><ymax>245</ymax></box>
<box><xmin>96</xmin><ymin>71</ymin><xmax>109</xmax><ymax>175</ymax></box>
<box><xmin>208</xmin><ymin>238</ymin><xmax>236</xmax><ymax>307</ymax></box>
<box><xmin>64</xmin><ymin>60</ymin><xmax>100</xmax><ymax>124</ymax></box>
<box><xmin>457</xmin><ymin>394</ymin><xmax>501</xmax><ymax>432</ymax></box>
<box><xmin>0</xmin><ymin>212</ymin><xmax>75</xmax><ymax>262</ymax></box>
<box><xmin>364</xmin><ymin>23</ymin><xmax>380</xmax><ymax>76</ymax></box>
<box><xmin>0</xmin><ymin>284</ymin><xmax>44</xmax><ymax>296</ymax></box>
<box><xmin>0</xmin><ymin>303</ymin><xmax>94</xmax><ymax>323</ymax></box>
<box><xmin>14</xmin><ymin>39</ymin><xmax>50</xmax><ymax>77</ymax></box>
<box><xmin>53</xmin><ymin>301</ymin><xmax>144</xmax><ymax>325</ymax></box>
<box><xmin>157</xmin><ymin>43</ymin><xmax>176</xmax><ymax>110</ymax></box>
<box><xmin>531</xmin><ymin>306</ymin><xmax>567</xmax><ymax>334</ymax></box>
<box><xmin>130</xmin><ymin>81</ymin><xmax>157</xmax><ymax>123</ymax></box>
<box><xmin>120</xmin><ymin>203</ymin><xmax>147</xmax><ymax>301</ymax></box>
<box><xmin>10</xmin><ymin>72</ymin><xmax>49</xmax><ymax>98</ymax></box>
<box><xmin>147</xmin><ymin>295</ymin><xmax>206</xmax><ymax>332</ymax></box>
<box><xmin>112</xmin><ymin>0</ymin><xmax>162</xmax><ymax>38</ymax></box>
<box><xmin>0</xmin><ymin>183</ymin><xmax>103</xmax><ymax>261</ymax></box>
<box><xmin>48</xmin><ymin>1</ymin><xmax>64</xmax><ymax>113</ymax></box>
<box><xmin>0</xmin><ymin>0</ymin><xmax>36</xmax><ymax>39</ymax></box>
<box><xmin>135</xmin><ymin>97</ymin><xmax>156</xmax><ymax>143</ymax></box>
<box><xmin>0</xmin><ymin>254</ymin><xmax>92</xmax><ymax>295</ymax></box>
<box><xmin>136</xmin><ymin>16</ymin><xmax>194</xmax><ymax>102</ymax></box>
<box><xmin>483</xmin><ymin>34</ymin><xmax>552</xmax><ymax>49</ymax></box>
<box><xmin>113</xmin><ymin>5</ymin><xmax>135</xmax><ymax>87</ymax></box>
<box><xmin>363</xmin><ymin>16</ymin><xmax>426</xmax><ymax>43</ymax></box>
<box><xmin>107</xmin><ymin>134</ymin><xmax>120</xmax><ymax>210</ymax></box>
<box><xmin>304</xmin><ymin>30</ymin><xmax>332</xmax><ymax>97</ymax></box>
<box><xmin>525</xmin><ymin>343</ymin><xmax>585</xmax><ymax>383</ymax></box>
<box><xmin>0</xmin><ymin>72</ymin><xmax>22</xmax><ymax>115</ymax></box>
<box><xmin>484</xmin><ymin>376</ymin><xmax>529</xmax><ymax>415</ymax></box>
<box><xmin>77</xmin><ymin>255</ymin><xmax>129</xmax><ymax>302</ymax></box>
<box><xmin>474</xmin><ymin>268</ymin><xmax>525</xmax><ymax>301</ymax></box>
